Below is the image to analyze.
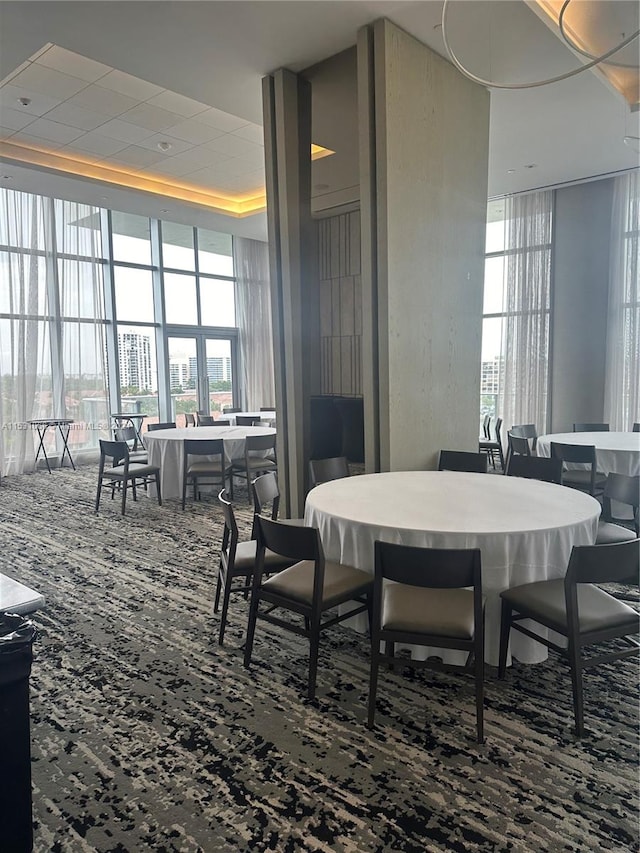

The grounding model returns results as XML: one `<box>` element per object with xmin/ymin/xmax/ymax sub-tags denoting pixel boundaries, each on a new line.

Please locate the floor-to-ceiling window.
<box><xmin>480</xmin><ymin>192</ymin><xmax>553</xmax><ymax>440</ymax></box>
<box><xmin>0</xmin><ymin>187</ymin><xmax>239</xmax><ymax>472</ymax></box>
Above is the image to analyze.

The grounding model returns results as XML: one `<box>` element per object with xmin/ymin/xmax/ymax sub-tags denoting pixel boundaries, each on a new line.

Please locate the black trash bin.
<box><xmin>0</xmin><ymin>613</ymin><xmax>37</xmax><ymax>853</ymax></box>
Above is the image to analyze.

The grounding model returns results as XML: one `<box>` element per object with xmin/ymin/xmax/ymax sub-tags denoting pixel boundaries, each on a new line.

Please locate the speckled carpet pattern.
<box><xmin>0</xmin><ymin>467</ymin><xmax>638</xmax><ymax>853</ymax></box>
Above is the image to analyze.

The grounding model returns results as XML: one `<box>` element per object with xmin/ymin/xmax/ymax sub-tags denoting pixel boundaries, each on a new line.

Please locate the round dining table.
<box><xmin>537</xmin><ymin>431</ymin><xmax>640</xmax><ymax>477</ymax></box>
<box><xmin>304</xmin><ymin>471</ymin><xmax>601</xmax><ymax>667</ymax></box>
<box><xmin>145</xmin><ymin>425</ymin><xmax>275</xmax><ymax>500</ymax></box>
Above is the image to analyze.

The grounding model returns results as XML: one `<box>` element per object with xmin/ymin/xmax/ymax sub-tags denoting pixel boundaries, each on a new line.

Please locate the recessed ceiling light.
<box><xmin>160</xmin><ymin>208</ymin><xmax>170</xmax><ymax>213</ymax></box>
<box><xmin>17</xmin><ymin>97</ymin><xmax>31</xmax><ymax>107</ymax></box>
<box><xmin>506</xmin><ymin>169</ymin><xmax>516</xmax><ymax>174</ymax></box>
<box><xmin>524</xmin><ymin>163</ymin><xmax>537</xmax><ymax>169</ymax></box>
<box><xmin>1</xmin><ymin>175</ymin><xmax>13</xmax><ymax>180</ymax></box>
<box><xmin>157</xmin><ymin>141</ymin><xmax>172</xmax><ymax>152</ymax></box>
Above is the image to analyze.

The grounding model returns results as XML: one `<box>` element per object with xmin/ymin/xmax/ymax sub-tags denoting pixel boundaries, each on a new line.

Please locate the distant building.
<box><xmin>169</xmin><ymin>358</ymin><xmax>190</xmax><ymax>390</ymax></box>
<box><xmin>188</xmin><ymin>356</ymin><xmax>232</xmax><ymax>384</ymax></box>
<box><xmin>118</xmin><ymin>332</ymin><xmax>153</xmax><ymax>390</ymax></box>
<box><xmin>481</xmin><ymin>356</ymin><xmax>503</xmax><ymax>396</ymax></box>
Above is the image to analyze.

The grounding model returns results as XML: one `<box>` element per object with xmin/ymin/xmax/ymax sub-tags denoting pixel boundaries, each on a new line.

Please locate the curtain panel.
<box><xmin>604</xmin><ymin>170</ymin><xmax>640</xmax><ymax>430</ymax></box>
<box><xmin>232</xmin><ymin>237</ymin><xmax>275</xmax><ymax>411</ymax></box>
<box><xmin>0</xmin><ymin>190</ymin><xmax>107</xmax><ymax>474</ymax></box>
<box><xmin>498</xmin><ymin>190</ymin><xmax>553</xmax><ymax>439</ymax></box>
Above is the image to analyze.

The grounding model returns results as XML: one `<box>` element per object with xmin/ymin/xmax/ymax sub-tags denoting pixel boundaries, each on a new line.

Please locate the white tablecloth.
<box><xmin>304</xmin><ymin>471</ymin><xmax>600</xmax><ymax>667</ymax></box>
<box><xmin>225</xmin><ymin>410</ymin><xmax>276</xmax><ymax>426</ymax></box>
<box><xmin>145</xmin><ymin>426</ymin><xmax>276</xmax><ymax>499</ymax></box>
<box><xmin>537</xmin><ymin>432</ymin><xmax>640</xmax><ymax>477</ymax></box>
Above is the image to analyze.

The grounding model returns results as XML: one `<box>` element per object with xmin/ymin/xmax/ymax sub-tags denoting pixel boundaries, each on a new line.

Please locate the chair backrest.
<box><xmin>437</xmin><ymin>450</ymin><xmax>488</xmax><ymax>473</ymax></box>
<box><xmin>565</xmin><ymin>540</ymin><xmax>640</xmax><ymax>587</ymax></box>
<box><xmin>511</xmin><ymin>423</ymin><xmax>538</xmax><ymax>451</ymax></box>
<box><xmin>255</xmin><ymin>514</ymin><xmax>319</xmax><ymax>561</ymax></box>
<box><xmin>218</xmin><ymin>489</ymin><xmax>239</xmax><ymax>552</ymax></box>
<box><xmin>184</xmin><ymin>413</ymin><xmax>195</xmax><ymax>427</ymax></box>
<box><xmin>506</xmin><ymin>454</ymin><xmax>563</xmax><ymax>484</ymax></box>
<box><xmin>482</xmin><ymin>415</ymin><xmax>491</xmax><ymax>439</ymax></box>
<box><xmin>573</xmin><ymin>422</ymin><xmax>610</xmax><ymax>432</ymax></box>
<box><xmin>210</xmin><ymin>419</ymin><xmax>231</xmax><ymax>426</ymax></box>
<box><xmin>633</xmin><ymin>423</ymin><xmax>640</xmax><ymax>433</ymax></box>
<box><xmin>550</xmin><ymin>441</ymin><xmax>597</xmax><ymax>492</ymax></box>
<box><xmin>374</xmin><ymin>539</ymin><xmax>481</xmax><ymax>590</ymax></box>
<box><xmin>147</xmin><ymin>421</ymin><xmax>176</xmax><ymax>431</ymax></box>
<box><xmin>508</xmin><ymin>432</ymin><xmax>532</xmax><ymax>457</ymax></box>
<box><xmin>99</xmin><ymin>439</ymin><xmax>129</xmax><ymax>467</ymax></box>
<box><xmin>602</xmin><ymin>473</ymin><xmax>640</xmax><ymax>535</ymax></box>
<box><xmin>183</xmin><ymin>438</ymin><xmax>225</xmax><ymax>460</ymax></box>
<box><xmin>223</xmin><ymin>407</ymin><xmax>242</xmax><ymax>414</ymax></box>
<box><xmin>252</xmin><ymin>472</ymin><xmax>281</xmax><ymax>520</ymax></box>
<box><xmin>246</xmin><ymin>433</ymin><xmax>276</xmax><ymax>455</ymax></box>
<box><xmin>309</xmin><ymin>456</ymin><xmax>350</xmax><ymax>488</ymax></box>
<box><xmin>195</xmin><ymin>413</ymin><xmax>215</xmax><ymax>426</ymax></box>
<box><xmin>113</xmin><ymin>426</ymin><xmax>138</xmax><ymax>450</ymax></box>
<box><xmin>236</xmin><ymin>415</ymin><xmax>261</xmax><ymax>426</ymax></box>
<box><xmin>493</xmin><ymin>417</ymin><xmax>503</xmax><ymax>444</ymax></box>
<box><xmin>260</xmin><ymin>406</ymin><xmax>275</xmax><ymax>412</ymax></box>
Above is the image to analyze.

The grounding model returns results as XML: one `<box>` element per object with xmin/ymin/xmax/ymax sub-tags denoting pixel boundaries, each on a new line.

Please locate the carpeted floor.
<box><xmin>0</xmin><ymin>467</ymin><xmax>638</xmax><ymax>853</ymax></box>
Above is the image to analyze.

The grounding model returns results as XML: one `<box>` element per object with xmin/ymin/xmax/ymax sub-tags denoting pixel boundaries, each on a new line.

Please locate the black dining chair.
<box><xmin>550</xmin><ymin>442</ymin><xmax>606</xmax><ymax>496</ymax></box>
<box><xmin>368</xmin><ymin>540</ymin><xmax>485</xmax><ymax>743</ymax></box>
<box><xmin>573</xmin><ymin>423</ymin><xmax>610</xmax><ymax>432</ymax></box>
<box><xmin>181</xmin><ymin>438</ymin><xmax>232</xmax><ymax>509</ymax></box>
<box><xmin>236</xmin><ymin>415</ymin><xmax>261</xmax><ymax>426</ymax></box>
<box><xmin>308</xmin><ymin>456</ymin><xmax>350</xmax><ymax>488</ymax></box>
<box><xmin>498</xmin><ymin>541</ymin><xmax>640</xmax><ymax>737</ymax></box>
<box><xmin>505</xmin><ymin>454</ymin><xmax>563</xmax><ymax>484</ymax></box>
<box><xmin>479</xmin><ymin>417</ymin><xmax>505</xmax><ymax>469</ymax></box>
<box><xmin>147</xmin><ymin>421</ymin><xmax>176</xmax><ymax>432</ymax></box>
<box><xmin>96</xmin><ymin>439</ymin><xmax>161</xmax><ymax>515</ymax></box>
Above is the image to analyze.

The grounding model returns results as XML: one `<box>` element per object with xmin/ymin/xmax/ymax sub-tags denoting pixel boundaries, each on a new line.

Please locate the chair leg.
<box><xmin>475</xmin><ymin>664</ymin><xmax>484</xmax><ymax>744</ymax></box>
<box><xmin>367</xmin><ymin>650</ymin><xmax>380</xmax><ymax>729</ymax></box>
<box><xmin>498</xmin><ymin>599</ymin><xmax>512</xmax><ymax>678</ymax></box>
<box><xmin>218</xmin><ymin>570</ymin><xmax>234</xmax><ymax>646</ymax></box>
<box><xmin>95</xmin><ymin>478</ymin><xmax>102</xmax><ymax>513</ymax></box>
<box><xmin>155</xmin><ymin>473</ymin><xmax>162</xmax><ymax>507</ymax></box>
<box><xmin>307</xmin><ymin>621</ymin><xmax>321</xmax><ymax>700</ymax></box>
<box><xmin>121</xmin><ymin>480</ymin><xmax>127</xmax><ymax>515</ymax></box>
<box><xmin>214</xmin><ymin>563</ymin><xmax>223</xmax><ymax>614</ymax></box>
<box><xmin>243</xmin><ymin>590</ymin><xmax>260</xmax><ymax>670</ymax></box>
<box><xmin>181</xmin><ymin>477</ymin><xmax>187</xmax><ymax>511</ymax></box>
<box><xmin>568</xmin><ymin>637</ymin><xmax>585</xmax><ymax>737</ymax></box>
<box><xmin>385</xmin><ymin>640</ymin><xmax>395</xmax><ymax>671</ymax></box>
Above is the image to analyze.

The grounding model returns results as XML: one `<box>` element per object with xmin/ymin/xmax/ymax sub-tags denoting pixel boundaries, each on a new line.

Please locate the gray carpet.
<box><xmin>0</xmin><ymin>467</ymin><xmax>638</xmax><ymax>853</ymax></box>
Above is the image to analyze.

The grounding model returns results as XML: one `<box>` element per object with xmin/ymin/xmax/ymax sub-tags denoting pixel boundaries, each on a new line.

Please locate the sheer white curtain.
<box><xmin>498</xmin><ymin>190</ymin><xmax>553</xmax><ymax>436</ymax></box>
<box><xmin>604</xmin><ymin>170</ymin><xmax>640</xmax><ymax>430</ymax></box>
<box><xmin>233</xmin><ymin>237</ymin><xmax>275</xmax><ymax>411</ymax></box>
<box><xmin>0</xmin><ymin>191</ymin><xmax>107</xmax><ymax>474</ymax></box>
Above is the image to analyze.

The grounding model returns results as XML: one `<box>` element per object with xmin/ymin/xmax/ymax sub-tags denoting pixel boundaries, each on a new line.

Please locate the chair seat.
<box><xmin>229</xmin><ymin>540</ymin><xmax>292</xmax><ymax>572</ymax></box>
<box><xmin>382</xmin><ymin>584</ymin><xmax>478</xmax><ymax>639</ymax></box>
<box><xmin>233</xmin><ymin>457</ymin><xmax>277</xmax><ymax>473</ymax></box>
<box><xmin>263</xmin><ymin>560</ymin><xmax>371</xmax><ymax>608</ymax></box>
<box><xmin>501</xmin><ymin>579</ymin><xmax>639</xmax><ymax>635</ymax></box>
<box><xmin>596</xmin><ymin>521</ymin><xmax>637</xmax><ymax>545</ymax></box>
<box><xmin>187</xmin><ymin>460</ymin><xmax>229</xmax><ymax>475</ymax></box>
<box><xmin>104</xmin><ymin>463</ymin><xmax>159</xmax><ymax>479</ymax></box>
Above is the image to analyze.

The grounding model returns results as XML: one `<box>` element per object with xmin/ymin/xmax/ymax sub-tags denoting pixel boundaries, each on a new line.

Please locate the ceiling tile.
<box><xmin>0</xmin><ymin>106</ymin><xmax>36</xmax><ymax>131</ymax></box>
<box><xmin>10</xmin><ymin>64</ymin><xmax>89</xmax><ymax>100</ymax></box>
<box><xmin>108</xmin><ymin>145</ymin><xmax>168</xmax><ymax>168</ymax></box>
<box><xmin>196</xmin><ymin>107</ymin><xmax>251</xmax><ymax>133</ymax></box>
<box><xmin>97</xmin><ymin>69</ymin><xmax>164</xmax><ymax>101</ymax></box>
<box><xmin>95</xmin><ymin>118</ymin><xmax>155</xmax><ymax>144</ymax></box>
<box><xmin>159</xmin><ymin>146</ymin><xmax>221</xmax><ymax>170</ymax></box>
<box><xmin>204</xmin><ymin>134</ymin><xmax>263</xmax><ymax>158</ymax></box>
<box><xmin>23</xmin><ymin>118</ymin><xmax>84</xmax><ymax>144</ymax></box>
<box><xmin>119</xmin><ymin>103</ymin><xmax>185</xmax><ymax>132</ymax></box>
<box><xmin>70</xmin><ymin>133</ymin><xmax>129</xmax><ymax>156</ymax></box>
<box><xmin>231</xmin><ymin>122</ymin><xmax>263</xmax><ymax>145</ymax></box>
<box><xmin>67</xmin><ymin>84</ymin><xmax>139</xmax><ymax>118</ymax></box>
<box><xmin>0</xmin><ymin>84</ymin><xmax>62</xmax><ymax>116</ymax></box>
<box><xmin>34</xmin><ymin>45</ymin><xmax>111</xmax><ymax>83</ymax></box>
<box><xmin>163</xmin><ymin>119</ymin><xmax>225</xmax><ymax>145</ymax></box>
<box><xmin>145</xmin><ymin>90</ymin><xmax>208</xmax><ymax>118</ymax></box>
<box><xmin>5</xmin><ymin>131</ymin><xmax>65</xmax><ymax>150</ymax></box>
<box><xmin>44</xmin><ymin>102</ymin><xmax>109</xmax><ymax>132</ymax></box>
<box><xmin>147</xmin><ymin>157</ymin><xmax>200</xmax><ymax>178</ymax></box>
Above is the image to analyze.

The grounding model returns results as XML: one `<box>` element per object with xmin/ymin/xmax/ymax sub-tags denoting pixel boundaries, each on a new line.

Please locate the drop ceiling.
<box><xmin>0</xmin><ymin>1</ymin><xmax>638</xmax><ymax>241</ymax></box>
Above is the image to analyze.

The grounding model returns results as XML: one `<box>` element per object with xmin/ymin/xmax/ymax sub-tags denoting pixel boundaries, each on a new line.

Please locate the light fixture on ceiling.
<box><xmin>441</xmin><ymin>0</ymin><xmax>639</xmax><ymax>102</ymax></box>
<box><xmin>17</xmin><ymin>97</ymin><xmax>31</xmax><ymax>107</ymax></box>
<box><xmin>157</xmin><ymin>141</ymin><xmax>172</xmax><ymax>152</ymax></box>
<box><xmin>623</xmin><ymin>135</ymin><xmax>640</xmax><ymax>152</ymax></box>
